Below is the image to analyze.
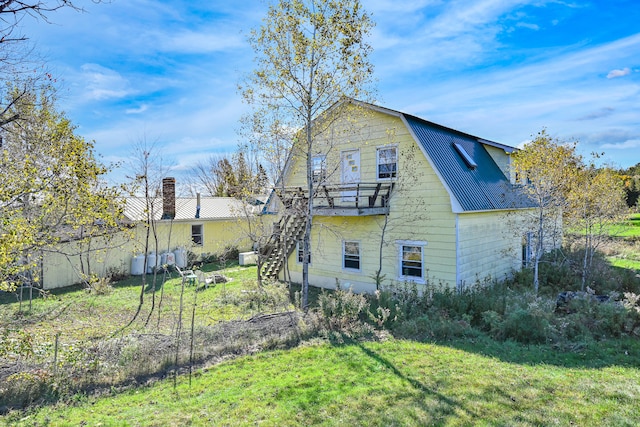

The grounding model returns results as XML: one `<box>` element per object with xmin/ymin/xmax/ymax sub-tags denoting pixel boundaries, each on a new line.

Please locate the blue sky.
<box><xmin>20</xmin><ymin>0</ymin><xmax>640</xmax><ymax>184</ymax></box>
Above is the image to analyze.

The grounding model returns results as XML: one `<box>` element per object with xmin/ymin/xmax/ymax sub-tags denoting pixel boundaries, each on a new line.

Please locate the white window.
<box><xmin>191</xmin><ymin>224</ymin><xmax>203</xmax><ymax>246</ymax></box>
<box><xmin>297</xmin><ymin>240</ymin><xmax>311</xmax><ymax>264</ymax></box>
<box><xmin>377</xmin><ymin>146</ymin><xmax>397</xmax><ymax>180</ymax></box>
<box><xmin>312</xmin><ymin>155</ymin><xmax>327</xmax><ymax>183</ymax></box>
<box><xmin>343</xmin><ymin>241</ymin><xmax>360</xmax><ymax>271</ymax></box>
<box><xmin>398</xmin><ymin>240</ymin><xmax>426</xmax><ymax>282</ymax></box>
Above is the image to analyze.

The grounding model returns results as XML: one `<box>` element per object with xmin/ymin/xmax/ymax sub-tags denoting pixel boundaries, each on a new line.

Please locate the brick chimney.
<box><xmin>162</xmin><ymin>177</ymin><xmax>176</xmax><ymax>220</ymax></box>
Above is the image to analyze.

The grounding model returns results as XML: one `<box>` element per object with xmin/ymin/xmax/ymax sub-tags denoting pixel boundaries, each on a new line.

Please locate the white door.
<box><xmin>341</xmin><ymin>149</ymin><xmax>360</xmax><ymax>201</ymax></box>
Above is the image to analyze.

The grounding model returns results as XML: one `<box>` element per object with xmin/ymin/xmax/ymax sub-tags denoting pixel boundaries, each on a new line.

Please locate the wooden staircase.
<box><xmin>259</xmin><ymin>210</ymin><xmax>307</xmax><ymax>280</ymax></box>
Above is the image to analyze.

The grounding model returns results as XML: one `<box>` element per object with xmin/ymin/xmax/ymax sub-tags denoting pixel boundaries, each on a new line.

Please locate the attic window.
<box><xmin>453</xmin><ymin>142</ymin><xmax>477</xmax><ymax>169</ymax></box>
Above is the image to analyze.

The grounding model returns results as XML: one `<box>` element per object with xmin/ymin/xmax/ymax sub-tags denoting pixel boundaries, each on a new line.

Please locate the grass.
<box><xmin>608</xmin><ymin>213</ymin><xmax>640</xmax><ymax>238</ymax></box>
<box><xmin>3</xmin><ymin>239</ymin><xmax>640</xmax><ymax>425</ymax></box>
<box><xmin>7</xmin><ymin>337</ymin><xmax>640</xmax><ymax>426</ymax></box>
<box><xmin>1</xmin><ymin>262</ymin><xmax>299</xmax><ymax>412</ymax></box>
<box><xmin>0</xmin><ymin>262</ymin><xmax>281</xmax><ymax>345</ymax></box>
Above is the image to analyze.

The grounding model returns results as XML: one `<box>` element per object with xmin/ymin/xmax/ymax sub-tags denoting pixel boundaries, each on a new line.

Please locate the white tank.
<box><xmin>131</xmin><ymin>254</ymin><xmax>145</xmax><ymax>276</ymax></box>
<box><xmin>161</xmin><ymin>252</ymin><xmax>176</xmax><ymax>266</ymax></box>
<box><xmin>146</xmin><ymin>252</ymin><xmax>158</xmax><ymax>274</ymax></box>
<box><xmin>174</xmin><ymin>247</ymin><xmax>187</xmax><ymax>268</ymax></box>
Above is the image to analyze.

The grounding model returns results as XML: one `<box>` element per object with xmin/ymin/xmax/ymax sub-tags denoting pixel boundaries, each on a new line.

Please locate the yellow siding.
<box><xmin>41</xmin><ymin>218</ymin><xmax>254</xmax><ymax>289</ymax></box>
<box><xmin>283</xmin><ymin>107</ymin><xmax>458</xmax><ymax>292</ymax></box>
<box><xmin>456</xmin><ymin>211</ymin><xmax>525</xmax><ymax>288</ymax></box>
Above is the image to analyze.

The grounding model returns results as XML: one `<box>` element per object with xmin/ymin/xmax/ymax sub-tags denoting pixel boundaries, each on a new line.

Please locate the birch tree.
<box><xmin>241</xmin><ymin>0</ymin><xmax>375</xmax><ymax>309</ymax></box>
<box><xmin>511</xmin><ymin>130</ymin><xmax>580</xmax><ymax>294</ymax></box>
<box><xmin>567</xmin><ymin>161</ymin><xmax>628</xmax><ymax>290</ymax></box>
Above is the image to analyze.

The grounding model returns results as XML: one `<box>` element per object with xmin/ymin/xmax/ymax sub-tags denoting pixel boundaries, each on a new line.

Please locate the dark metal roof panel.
<box><xmin>405</xmin><ymin>116</ymin><xmax>533</xmax><ymax>212</ymax></box>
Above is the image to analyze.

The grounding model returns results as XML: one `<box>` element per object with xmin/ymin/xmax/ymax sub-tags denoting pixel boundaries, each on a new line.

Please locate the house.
<box><xmin>260</xmin><ymin>100</ymin><xmax>536</xmax><ymax>293</ymax></box>
<box><xmin>40</xmin><ymin>178</ymin><xmax>256</xmax><ymax>289</ymax></box>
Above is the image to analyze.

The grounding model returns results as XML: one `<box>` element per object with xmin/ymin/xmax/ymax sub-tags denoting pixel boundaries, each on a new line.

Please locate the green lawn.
<box><xmin>3</xmin><ymin>254</ymin><xmax>640</xmax><ymax>426</ymax></box>
<box><xmin>7</xmin><ymin>338</ymin><xmax>640</xmax><ymax>426</ymax></box>
<box><xmin>0</xmin><ymin>262</ymin><xmax>279</xmax><ymax>345</ymax></box>
<box><xmin>608</xmin><ymin>213</ymin><xmax>640</xmax><ymax>238</ymax></box>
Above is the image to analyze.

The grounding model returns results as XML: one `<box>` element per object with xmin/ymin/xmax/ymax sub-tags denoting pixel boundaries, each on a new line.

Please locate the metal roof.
<box><xmin>404</xmin><ymin>115</ymin><xmax>534</xmax><ymax>212</ymax></box>
<box><xmin>123</xmin><ymin>197</ymin><xmax>255</xmax><ymax>222</ymax></box>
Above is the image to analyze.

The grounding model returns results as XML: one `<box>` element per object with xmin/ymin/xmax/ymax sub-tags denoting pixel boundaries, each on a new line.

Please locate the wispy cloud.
<box><xmin>126</xmin><ymin>104</ymin><xmax>149</xmax><ymax>114</ymax></box>
<box><xmin>607</xmin><ymin>67</ymin><xmax>632</xmax><ymax>79</ymax></box>
<box><xmin>601</xmin><ymin>139</ymin><xmax>640</xmax><ymax>150</ymax></box>
<box><xmin>80</xmin><ymin>64</ymin><xmax>132</xmax><ymax>101</ymax></box>
<box><xmin>158</xmin><ymin>30</ymin><xmax>244</xmax><ymax>54</ymax></box>
<box><xmin>578</xmin><ymin>107</ymin><xmax>615</xmax><ymax>121</ymax></box>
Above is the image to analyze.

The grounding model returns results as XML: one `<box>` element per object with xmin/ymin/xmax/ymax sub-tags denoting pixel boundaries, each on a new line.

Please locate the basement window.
<box><xmin>453</xmin><ymin>142</ymin><xmax>477</xmax><ymax>169</ymax></box>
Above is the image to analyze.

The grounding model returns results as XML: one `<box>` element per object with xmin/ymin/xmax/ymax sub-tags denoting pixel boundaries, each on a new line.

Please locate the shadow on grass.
<box><xmin>325</xmin><ymin>333</ymin><xmax>479</xmax><ymax>424</ymax></box>
<box><xmin>357</xmin><ymin>341</ymin><xmax>479</xmax><ymax>423</ymax></box>
<box><xmin>396</xmin><ymin>330</ymin><xmax>640</xmax><ymax>370</ymax></box>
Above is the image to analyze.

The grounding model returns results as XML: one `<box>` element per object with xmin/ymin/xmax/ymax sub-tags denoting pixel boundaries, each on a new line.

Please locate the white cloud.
<box><xmin>601</xmin><ymin>139</ymin><xmax>640</xmax><ymax>150</ymax></box>
<box><xmin>80</xmin><ymin>64</ymin><xmax>132</xmax><ymax>101</ymax></box>
<box><xmin>607</xmin><ymin>67</ymin><xmax>631</xmax><ymax>79</ymax></box>
<box><xmin>159</xmin><ymin>30</ymin><xmax>244</xmax><ymax>54</ymax></box>
<box><xmin>516</xmin><ymin>22</ymin><xmax>540</xmax><ymax>30</ymax></box>
<box><xmin>126</xmin><ymin>104</ymin><xmax>149</xmax><ymax>114</ymax></box>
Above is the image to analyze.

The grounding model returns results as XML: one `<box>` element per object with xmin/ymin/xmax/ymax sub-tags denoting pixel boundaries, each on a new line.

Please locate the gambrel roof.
<box><xmin>354</xmin><ymin>100</ymin><xmax>535</xmax><ymax>213</ymax></box>
<box><xmin>404</xmin><ymin>115</ymin><xmax>532</xmax><ymax>212</ymax></box>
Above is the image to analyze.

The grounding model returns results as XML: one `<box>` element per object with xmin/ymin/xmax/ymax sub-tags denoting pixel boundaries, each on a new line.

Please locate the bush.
<box><xmin>86</xmin><ymin>276</ymin><xmax>112</xmax><ymax>295</ymax></box>
<box><xmin>317</xmin><ymin>286</ymin><xmax>369</xmax><ymax>331</ymax></box>
<box><xmin>502</xmin><ymin>308</ymin><xmax>551</xmax><ymax>344</ymax></box>
<box><xmin>368</xmin><ymin>282</ymin><xmax>423</xmax><ymax>328</ymax></box>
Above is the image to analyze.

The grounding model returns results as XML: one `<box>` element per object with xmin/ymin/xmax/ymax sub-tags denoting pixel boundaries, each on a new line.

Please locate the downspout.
<box><xmin>455</xmin><ymin>213</ymin><xmax>461</xmax><ymax>292</ymax></box>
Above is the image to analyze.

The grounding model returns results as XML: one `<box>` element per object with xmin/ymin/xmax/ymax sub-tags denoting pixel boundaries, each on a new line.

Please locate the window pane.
<box><xmin>378</xmin><ymin>147</ymin><xmax>397</xmax><ymax>179</ymax></box>
<box><xmin>401</xmin><ymin>245</ymin><xmax>422</xmax><ymax>278</ymax></box>
<box><xmin>297</xmin><ymin>241</ymin><xmax>310</xmax><ymax>264</ymax></box>
<box><xmin>343</xmin><ymin>241</ymin><xmax>360</xmax><ymax>270</ymax></box>
<box><xmin>191</xmin><ymin>227</ymin><xmax>202</xmax><ymax>245</ymax></box>
<box><xmin>312</xmin><ymin>156</ymin><xmax>326</xmax><ymax>182</ymax></box>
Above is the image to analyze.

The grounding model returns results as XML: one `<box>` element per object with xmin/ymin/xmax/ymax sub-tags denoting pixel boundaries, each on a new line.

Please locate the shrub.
<box><xmin>317</xmin><ymin>286</ymin><xmax>369</xmax><ymax>331</ymax></box>
<box><xmin>86</xmin><ymin>276</ymin><xmax>112</xmax><ymax>295</ymax></box>
<box><xmin>368</xmin><ymin>282</ymin><xmax>423</xmax><ymax>328</ymax></box>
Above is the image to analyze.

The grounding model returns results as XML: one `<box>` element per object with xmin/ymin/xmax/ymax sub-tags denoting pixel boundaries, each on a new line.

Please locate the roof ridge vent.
<box><xmin>453</xmin><ymin>142</ymin><xmax>478</xmax><ymax>169</ymax></box>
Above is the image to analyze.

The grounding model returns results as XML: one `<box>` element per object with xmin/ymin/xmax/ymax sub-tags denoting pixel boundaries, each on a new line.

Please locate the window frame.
<box><xmin>296</xmin><ymin>240</ymin><xmax>311</xmax><ymax>265</ymax></box>
<box><xmin>191</xmin><ymin>224</ymin><xmax>204</xmax><ymax>246</ymax></box>
<box><xmin>376</xmin><ymin>145</ymin><xmax>398</xmax><ymax>181</ymax></box>
<box><xmin>311</xmin><ymin>154</ymin><xmax>327</xmax><ymax>184</ymax></box>
<box><xmin>522</xmin><ymin>231</ymin><xmax>534</xmax><ymax>267</ymax></box>
<box><xmin>397</xmin><ymin>240</ymin><xmax>426</xmax><ymax>283</ymax></box>
<box><xmin>342</xmin><ymin>240</ymin><xmax>361</xmax><ymax>272</ymax></box>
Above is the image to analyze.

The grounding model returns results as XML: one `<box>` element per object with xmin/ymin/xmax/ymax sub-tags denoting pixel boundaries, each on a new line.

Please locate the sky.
<box><xmin>18</xmin><ymin>0</ymin><xmax>640</xmax><ymax>185</ymax></box>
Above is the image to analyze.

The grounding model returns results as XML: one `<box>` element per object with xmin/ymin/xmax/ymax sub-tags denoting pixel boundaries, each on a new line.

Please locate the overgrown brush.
<box><xmin>316</xmin><ymin>282</ymin><xmax>369</xmax><ymax>333</ymax></box>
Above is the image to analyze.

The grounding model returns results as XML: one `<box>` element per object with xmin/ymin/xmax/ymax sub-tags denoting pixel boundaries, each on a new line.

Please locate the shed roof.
<box><xmin>124</xmin><ymin>197</ymin><xmax>254</xmax><ymax>222</ymax></box>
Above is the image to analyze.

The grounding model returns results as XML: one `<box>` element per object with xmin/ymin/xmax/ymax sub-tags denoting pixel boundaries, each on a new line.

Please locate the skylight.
<box><xmin>453</xmin><ymin>142</ymin><xmax>477</xmax><ymax>169</ymax></box>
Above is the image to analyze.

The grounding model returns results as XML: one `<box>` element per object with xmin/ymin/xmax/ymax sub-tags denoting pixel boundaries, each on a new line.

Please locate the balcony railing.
<box><xmin>275</xmin><ymin>182</ymin><xmax>393</xmax><ymax>216</ymax></box>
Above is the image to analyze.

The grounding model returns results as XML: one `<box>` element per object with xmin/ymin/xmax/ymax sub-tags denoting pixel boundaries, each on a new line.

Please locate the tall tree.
<box><xmin>189</xmin><ymin>149</ymin><xmax>267</xmax><ymax>198</ymax></box>
<box><xmin>0</xmin><ymin>83</ymin><xmax>123</xmax><ymax>291</ymax></box>
<box><xmin>567</xmin><ymin>161</ymin><xmax>628</xmax><ymax>290</ymax></box>
<box><xmin>242</xmin><ymin>0</ymin><xmax>375</xmax><ymax>309</ymax></box>
<box><xmin>511</xmin><ymin>130</ymin><xmax>581</xmax><ymax>294</ymax></box>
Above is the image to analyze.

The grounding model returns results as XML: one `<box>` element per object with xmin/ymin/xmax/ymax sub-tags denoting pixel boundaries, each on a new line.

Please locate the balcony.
<box><xmin>275</xmin><ymin>182</ymin><xmax>394</xmax><ymax>216</ymax></box>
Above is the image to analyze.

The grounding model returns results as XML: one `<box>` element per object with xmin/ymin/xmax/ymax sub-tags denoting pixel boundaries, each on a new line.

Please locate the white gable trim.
<box><xmin>398</xmin><ymin>114</ymin><xmax>465</xmax><ymax>214</ymax></box>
